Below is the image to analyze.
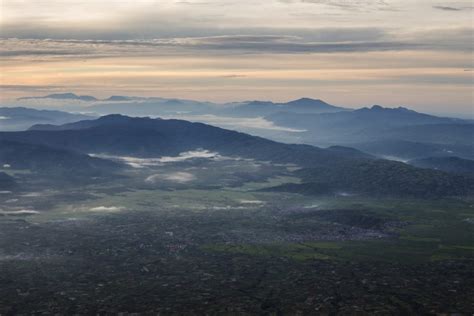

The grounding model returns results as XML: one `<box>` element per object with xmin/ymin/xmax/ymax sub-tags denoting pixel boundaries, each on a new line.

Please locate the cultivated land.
<box><xmin>0</xmin><ymin>155</ymin><xmax>473</xmax><ymax>314</ymax></box>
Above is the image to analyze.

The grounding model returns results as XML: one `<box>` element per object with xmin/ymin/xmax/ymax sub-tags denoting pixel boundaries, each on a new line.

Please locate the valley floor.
<box><xmin>0</xmin><ymin>158</ymin><xmax>473</xmax><ymax>314</ymax></box>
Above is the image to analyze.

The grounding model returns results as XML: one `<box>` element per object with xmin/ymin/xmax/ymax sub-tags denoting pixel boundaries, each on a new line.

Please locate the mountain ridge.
<box><xmin>0</xmin><ymin>107</ymin><xmax>95</xmax><ymax>131</ymax></box>
<box><xmin>3</xmin><ymin>114</ymin><xmax>472</xmax><ymax>197</ymax></box>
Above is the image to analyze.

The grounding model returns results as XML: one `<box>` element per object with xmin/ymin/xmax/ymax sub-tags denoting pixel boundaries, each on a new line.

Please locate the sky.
<box><xmin>0</xmin><ymin>0</ymin><xmax>473</xmax><ymax>115</ymax></box>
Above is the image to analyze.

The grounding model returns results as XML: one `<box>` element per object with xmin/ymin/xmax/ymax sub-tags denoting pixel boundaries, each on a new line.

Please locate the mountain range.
<box><xmin>266</xmin><ymin>105</ymin><xmax>468</xmax><ymax>141</ymax></box>
<box><xmin>266</xmin><ymin>105</ymin><xmax>473</xmax><ymax>159</ymax></box>
<box><xmin>13</xmin><ymin>93</ymin><xmax>347</xmax><ymax>117</ymax></box>
<box><xmin>1</xmin><ymin>114</ymin><xmax>472</xmax><ymax>198</ymax></box>
<box><xmin>220</xmin><ymin>98</ymin><xmax>348</xmax><ymax>117</ymax></box>
<box><xmin>4</xmin><ymin>92</ymin><xmax>473</xmax><ymax>175</ymax></box>
<box><xmin>16</xmin><ymin>115</ymin><xmax>366</xmax><ymax>166</ymax></box>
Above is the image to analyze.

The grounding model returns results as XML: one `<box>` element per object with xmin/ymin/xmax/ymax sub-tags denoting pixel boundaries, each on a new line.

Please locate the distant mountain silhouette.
<box><xmin>266</xmin><ymin>105</ymin><xmax>473</xmax><ymax>157</ymax></box>
<box><xmin>6</xmin><ymin>97</ymin><xmax>472</xmax><ymax>165</ymax></box>
<box><xmin>268</xmin><ymin>105</ymin><xmax>465</xmax><ymax>133</ymax></box>
<box><xmin>224</xmin><ymin>98</ymin><xmax>347</xmax><ymax>117</ymax></box>
<box><xmin>103</xmin><ymin>96</ymin><xmax>133</xmax><ymax>102</ymax></box>
<box><xmin>285</xmin><ymin>98</ymin><xmax>343</xmax><ymax>111</ymax></box>
<box><xmin>18</xmin><ymin>93</ymin><xmax>98</xmax><ymax>102</ymax></box>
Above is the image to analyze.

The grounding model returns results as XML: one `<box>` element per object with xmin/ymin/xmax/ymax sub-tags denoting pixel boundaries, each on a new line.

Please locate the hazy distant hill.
<box><xmin>385</xmin><ymin>124</ymin><xmax>474</xmax><ymax>146</ymax></box>
<box><xmin>4</xmin><ymin>115</ymin><xmax>472</xmax><ymax>198</ymax></box>
<box><xmin>266</xmin><ymin>105</ymin><xmax>473</xmax><ymax>159</ymax></box>
<box><xmin>17</xmin><ymin>93</ymin><xmax>347</xmax><ymax>117</ymax></box>
<box><xmin>0</xmin><ymin>107</ymin><xmax>94</xmax><ymax>131</ymax></box>
<box><xmin>223</xmin><ymin>98</ymin><xmax>348</xmax><ymax>117</ymax></box>
<box><xmin>267</xmin><ymin>105</ymin><xmax>466</xmax><ymax>137</ymax></box>
<box><xmin>88</xmin><ymin>97</ymin><xmax>347</xmax><ymax>118</ymax></box>
<box><xmin>285</xmin><ymin>98</ymin><xmax>345</xmax><ymax>112</ymax></box>
<box><xmin>103</xmin><ymin>96</ymin><xmax>134</xmax><ymax>102</ymax></box>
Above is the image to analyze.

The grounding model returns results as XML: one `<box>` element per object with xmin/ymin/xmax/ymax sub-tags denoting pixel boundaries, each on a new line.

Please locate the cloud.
<box><xmin>158</xmin><ymin>150</ymin><xmax>220</xmax><ymax>162</ymax></box>
<box><xmin>0</xmin><ymin>50</ymin><xmax>81</xmax><ymax>57</ymax></box>
<box><xmin>0</xmin><ymin>0</ymin><xmax>469</xmax><ymax>49</ymax></box>
<box><xmin>433</xmin><ymin>5</ymin><xmax>461</xmax><ymax>11</ymax></box>
<box><xmin>0</xmin><ymin>84</ymin><xmax>61</xmax><ymax>92</ymax></box>
<box><xmin>1</xmin><ymin>27</ymin><xmax>471</xmax><ymax>61</ymax></box>
<box><xmin>280</xmin><ymin>0</ymin><xmax>393</xmax><ymax>11</ymax></box>
<box><xmin>432</xmin><ymin>5</ymin><xmax>473</xmax><ymax>11</ymax></box>
<box><xmin>221</xmin><ymin>74</ymin><xmax>247</xmax><ymax>78</ymax></box>
<box><xmin>170</xmin><ymin>114</ymin><xmax>308</xmax><ymax>132</ymax></box>
<box><xmin>166</xmin><ymin>34</ymin><xmax>412</xmax><ymax>53</ymax></box>
<box><xmin>90</xmin><ymin>150</ymin><xmax>223</xmax><ymax>168</ymax></box>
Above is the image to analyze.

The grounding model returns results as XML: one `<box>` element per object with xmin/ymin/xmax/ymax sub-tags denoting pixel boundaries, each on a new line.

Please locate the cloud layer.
<box><xmin>1</xmin><ymin>0</ymin><xmax>472</xmax><ymax>114</ymax></box>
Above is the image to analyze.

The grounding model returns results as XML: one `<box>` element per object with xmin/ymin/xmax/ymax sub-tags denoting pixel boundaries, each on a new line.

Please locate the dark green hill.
<box><xmin>0</xmin><ymin>140</ymin><xmax>121</xmax><ymax>176</ymax></box>
<box><xmin>268</xmin><ymin>159</ymin><xmax>473</xmax><ymax>198</ymax></box>
<box><xmin>409</xmin><ymin>156</ymin><xmax>474</xmax><ymax>176</ymax></box>
<box><xmin>353</xmin><ymin>140</ymin><xmax>474</xmax><ymax>160</ymax></box>
<box><xmin>0</xmin><ymin>172</ymin><xmax>16</xmax><ymax>190</ymax></box>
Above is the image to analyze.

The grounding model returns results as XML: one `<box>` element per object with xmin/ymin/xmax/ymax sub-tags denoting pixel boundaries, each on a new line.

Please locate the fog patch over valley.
<box><xmin>380</xmin><ymin>156</ymin><xmax>409</xmax><ymax>163</ymax></box>
<box><xmin>0</xmin><ymin>209</ymin><xmax>39</xmax><ymax>215</ymax></box>
<box><xmin>88</xmin><ymin>206</ymin><xmax>125</xmax><ymax>212</ymax></box>
<box><xmin>145</xmin><ymin>172</ymin><xmax>196</xmax><ymax>184</ymax></box>
<box><xmin>239</xmin><ymin>199</ymin><xmax>266</xmax><ymax>205</ymax></box>
<box><xmin>90</xmin><ymin>150</ymin><xmax>227</xmax><ymax>168</ymax></box>
<box><xmin>158</xmin><ymin>150</ymin><xmax>221</xmax><ymax>163</ymax></box>
<box><xmin>166</xmin><ymin>114</ymin><xmax>308</xmax><ymax>133</ymax></box>
<box><xmin>20</xmin><ymin>192</ymin><xmax>43</xmax><ymax>197</ymax></box>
